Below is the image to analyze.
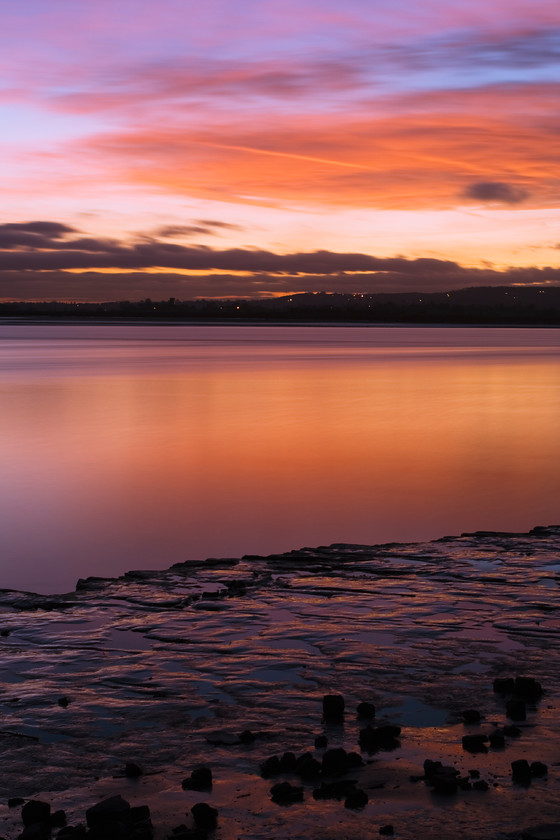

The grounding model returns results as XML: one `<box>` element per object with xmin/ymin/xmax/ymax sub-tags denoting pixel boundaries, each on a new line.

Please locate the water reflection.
<box><xmin>0</xmin><ymin>325</ymin><xmax>559</xmax><ymax>593</ymax></box>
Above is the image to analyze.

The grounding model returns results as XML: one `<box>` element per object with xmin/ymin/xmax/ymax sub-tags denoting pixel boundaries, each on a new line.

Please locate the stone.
<box><xmin>503</xmin><ymin>724</ymin><xmax>522</xmax><ymax>737</ymax></box>
<box><xmin>357</xmin><ymin>701</ymin><xmax>376</xmax><ymax>718</ymax></box>
<box><xmin>506</xmin><ymin>699</ymin><xmax>526</xmax><ymax>721</ymax></box>
<box><xmin>125</xmin><ymin>761</ymin><xmax>143</xmax><ymax>778</ymax></box>
<box><xmin>462</xmin><ymin>734</ymin><xmax>489</xmax><ymax>753</ymax></box>
<box><xmin>489</xmin><ymin>729</ymin><xmax>505</xmax><ymax>748</ymax></box>
<box><xmin>512</xmin><ymin>759</ymin><xmax>532</xmax><ymax>785</ymax></box>
<box><xmin>270</xmin><ymin>782</ymin><xmax>304</xmax><ymax>805</ymax></box>
<box><xmin>260</xmin><ymin>755</ymin><xmax>281</xmax><ymax>778</ymax></box>
<box><xmin>190</xmin><ymin>803</ymin><xmax>218</xmax><ymax>830</ymax></box>
<box><xmin>85</xmin><ymin>795</ymin><xmax>130</xmax><ymax>829</ymax></box>
<box><xmin>57</xmin><ymin>697</ymin><xmax>70</xmax><ymax>708</ymax></box>
<box><xmin>279</xmin><ymin>752</ymin><xmax>297</xmax><ymax>772</ymax></box>
<box><xmin>379</xmin><ymin>826</ymin><xmax>394</xmax><ymax>835</ymax></box>
<box><xmin>295</xmin><ymin>755</ymin><xmax>322</xmax><ymax>780</ymax></box>
<box><xmin>514</xmin><ymin>677</ymin><xmax>543</xmax><ymax>701</ymax></box>
<box><xmin>531</xmin><ymin>761</ymin><xmax>548</xmax><ymax>778</ymax></box>
<box><xmin>314</xmin><ymin>734</ymin><xmax>328</xmax><ymax>748</ymax></box>
<box><xmin>359</xmin><ymin>724</ymin><xmax>401</xmax><ymax>753</ymax></box>
<box><xmin>424</xmin><ymin>762</ymin><xmax>460</xmax><ymax>795</ymax></box>
<box><xmin>473</xmin><ymin>780</ymin><xmax>489</xmax><ymax>791</ymax></box>
<box><xmin>461</xmin><ymin>709</ymin><xmax>481</xmax><ymax>723</ymax></box>
<box><xmin>322</xmin><ymin>694</ymin><xmax>344</xmax><ymax>724</ymax></box>
<box><xmin>182</xmin><ymin>766</ymin><xmax>212</xmax><ymax>791</ymax></box>
<box><xmin>21</xmin><ymin>801</ymin><xmax>51</xmax><ymax>828</ymax></box>
<box><xmin>50</xmin><ymin>811</ymin><xmax>66</xmax><ymax>828</ymax></box>
<box><xmin>9</xmin><ymin>798</ymin><xmax>25</xmax><ymax>808</ymax></box>
<box><xmin>239</xmin><ymin>729</ymin><xmax>256</xmax><ymax>743</ymax></box>
<box><xmin>321</xmin><ymin>748</ymin><xmax>349</xmax><ymax>776</ymax></box>
<box><xmin>344</xmin><ymin>788</ymin><xmax>368</xmax><ymax>809</ymax></box>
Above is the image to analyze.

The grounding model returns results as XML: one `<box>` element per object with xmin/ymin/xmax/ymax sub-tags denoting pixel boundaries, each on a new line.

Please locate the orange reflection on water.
<box><xmin>0</xmin><ymin>327</ymin><xmax>559</xmax><ymax>592</ymax></box>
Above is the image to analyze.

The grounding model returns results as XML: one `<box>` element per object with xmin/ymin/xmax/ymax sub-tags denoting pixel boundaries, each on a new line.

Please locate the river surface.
<box><xmin>0</xmin><ymin>323</ymin><xmax>559</xmax><ymax>593</ymax></box>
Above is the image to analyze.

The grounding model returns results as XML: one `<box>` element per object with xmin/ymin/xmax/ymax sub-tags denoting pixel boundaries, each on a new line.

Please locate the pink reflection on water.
<box><xmin>0</xmin><ymin>325</ymin><xmax>559</xmax><ymax>592</ymax></box>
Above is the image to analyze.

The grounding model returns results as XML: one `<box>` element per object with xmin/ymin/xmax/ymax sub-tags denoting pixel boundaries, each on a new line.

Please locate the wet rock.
<box><xmin>314</xmin><ymin>734</ymin><xmax>328</xmax><ymax>748</ymax></box>
<box><xmin>515</xmin><ymin>677</ymin><xmax>543</xmax><ymax>701</ymax></box>
<box><xmin>313</xmin><ymin>780</ymin><xmax>358</xmax><ymax>801</ymax></box>
<box><xmin>85</xmin><ymin>794</ymin><xmax>130</xmax><ymax>829</ymax></box>
<box><xmin>18</xmin><ymin>825</ymin><xmax>50</xmax><ymax>840</ymax></box>
<box><xmin>493</xmin><ymin>677</ymin><xmax>515</xmax><ymax>694</ymax></box>
<box><xmin>279</xmin><ymin>752</ymin><xmax>297</xmax><ymax>773</ymax></box>
<box><xmin>347</xmin><ymin>751</ymin><xmax>364</xmax><ymax>768</ymax></box>
<box><xmin>295</xmin><ymin>754</ymin><xmax>322</xmax><ymax>781</ymax></box>
<box><xmin>462</xmin><ymin>734</ymin><xmax>489</xmax><ymax>753</ymax></box>
<box><xmin>9</xmin><ymin>798</ymin><xmax>25</xmax><ymax>808</ymax></box>
<box><xmin>182</xmin><ymin>766</ymin><xmax>212</xmax><ymax>791</ymax></box>
<box><xmin>57</xmin><ymin>697</ymin><xmax>70</xmax><ymax>708</ymax></box>
<box><xmin>488</xmin><ymin>729</ymin><xmax>505</xmax><ymax>748</ymax></box>
<box><xmin>51</xmin><ymin>811</ymin><xmax>66</xmax><ymax>828</ymax></box>
<box><xmin>424</xmin><ymin>761</ymin><xmax>460</xmax><ymax>795</ymax></box>
<box><xmin>512</xmin><ymin>759</ymin><xmax>532</xmax><ymax>785</ymax></box>
<box><xmin>379</xmin><ymin>825</ymin><xmax>394</xmax><ymax>835</ymax></box>
<box><xmin>522</xmin><ymin>825</ymin><xmax>560</xmax><ymax>840</ymax></box>
<box><xmin>473</xmin><ymin>779</ymin><xmax>489</xmax><ymax>791</ymax></box>
<box><xmin>321</xmin><ymin>748</ymin><xmax>350</xmax><ymax>776</ymax></box>
<box><xmin>507</xmin><ymin>699</ymin><xmax>527</xmax><ymax>721</ymax></box>
<box><xmin>260</xmin><ymin>755</ymin><xmax>281</xmax><ymax>778</ymax></box>
<box><xmin>503</xmin><ymin>724</ymin><xmax>522</xmax><ymax>737</ymax></box>
<box><xmin>22</xmin><ymin>801</ymin><xmax>51</xmax><ymax>828</ymax></box>
<box><xmin>344</xmin><ymin>788</ymin><xmax>368</xmax><ymax>809</ymax></box>
<box><xmin>359</xmin><ymin>724</ymin><xmax>401</xmax><ymax>753</ymax></box>
<box><xmin>468</xmin><ymin>770</ymin><xmax>480</xmax><ymax>779</ymax></box>
<box><xmin>270</xmin><ymin>782</ymin><xmax>304</xmax><ymax>804</ymax></box>
<box><xmin>239</xmin><ymin>729</ymin><xmax>256</xmax><ymax>744</ymax></box>
<box><xmin>357</xmin><ymin>701</ymin><xmax>376</xmax><ymax>718</ymax></box>
<box><xmin>461</xmin><ymin>709</ymin><xmax>481</xmax><ymax>724</ymax></box>
<box><xmin>322</xmin><ymin>694</ymin><xmax>344</xmax><ymax>724</ymax></box>
<box><xmin>0</xmin><ymin>628</ymin><xmax>10</xmax><ymax>636</ymax></box>
<box><xmin>125</xmin><ymin>761</ymin><xmax>143</xmax><ymax>778</ymax></box>
<box><xmin>531</xmin><ymin>761</ymin><xmax>548</xmax><ymax>778</ymax></box>
<box><xmin>190</xmin><ymin>803</ymin><xmax>218</xmax><ymax>831</ymax></box>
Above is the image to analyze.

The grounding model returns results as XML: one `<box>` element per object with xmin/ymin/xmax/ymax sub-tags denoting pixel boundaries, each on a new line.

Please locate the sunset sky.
<box><xmin>1</xmin><ymin>0</ymin><xmax>559</xmax><ymax>300</ymax></box>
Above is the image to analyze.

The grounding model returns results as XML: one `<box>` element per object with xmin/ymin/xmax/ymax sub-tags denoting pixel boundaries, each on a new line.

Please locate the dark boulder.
<box><xmin>489</xmin><ymin>729</ymin><xmax>505</xmax><ymax>748</ymax></box>
<box><xmin>9</xmin><ymin>799</ymin><xmax>25</xmax><ymax>808</ymax></box>
<box><xmin>279</xmin><ymin>752</ymin><xmax>297</xmax><ymax>773</ymax></box>
<box><xmin>359</xmin><ymin>724</ymin><xmax>401</xmax><ymax>753</ymax></box>
<box><xmin>357</xmin><ymin>701</ymin><xmax>376</xmax><ymax>718</ymax></box>
<box><xmin>260</xmin><ymin>755</ymin><xmax>281</xmax><ymax>778</ymax></box>
<box><xmin>314</xmin><ymin>734</ymin><xmax>328</xmax><ymax>748</ymax></box>
<box><xmin>22</xmin><ymin>802</ymin><xmax>51</xmax><ymax>828</ymax></box>
<box><xmin>190</xmin><ymin>803</ymin><xmax>218</xmax><ymax>830</ymax></box>
<box><xmin>473</xmin><ymin>779</ymin><xmax>489</xmax><ymax>791</ymax></box>
<box><xmin>462</xmin><ymin>709</ymin><xmax>481</xmax><ymax>724</ymax></box>
<box><xmin>503</xmin><ymin>724</ymin><xmax>522</xmax><ymax>737</ymax></box>
<box><xmin>125</xmin><ymin>762</ymin><xmax>143</xmax><ymax>778</ymax></box>
<box><xmin>379</xmin><ymin>825</ymin><xmax>394</xmax><ymax>835</ymax></box>
<box><xmin>531</xmin><ymin>761</ymin><xmax>548</xmax><ymax>778</ymax></box>
<box><xmin>507</xmin><ymin>699</ymin><xmax>527</xmax><ymax>721</ymax></box>
<box><xmin>321</xmin><ymin>748</ymin><xmax>349</xmax><ymax>776</ymax></box>
<box><xmin>270</xmin><ymin>782</ymin><xmax>304</xmax><ymax>805</ymax></box>
<box><xmin>295</xmin><ymin>755</ymin><xmax>322</xmax><ymax>781</ymax></box>
<box><xmin>182</xmin><ymin>766</ymin><xmax>212</xmax><ymax>791</ymax></box>
<box><xmin>424</xmin><ymin>761</ymin><xmax>460</xmax><ymax>795</ymax></box>
<box><xmin>493</xmin><ymin>677</ymin><xmax>515</xmax><ymax>694</ymax></box>
<box><xmin>512</xmin><ymin>759</ymin><xmax>532</xmax><ymax>785</ymax></box>
<box><xmin>514</xmin><ymin>677</ymin><xmax>543</xmax><ymax>701</ymax></box>
<box><xmin>239</xmin><ymin>729</ymin><xmax>256</xmax><ymax>744</ymax></box>
<box><xmin>344</xmin><ymin>788</ymin><xmax>368</xmax><ymax>809</ymax></box>
<box><xmin>85</xmin><ymin>795</ymin><xmax>130</xmax><ymax>829</ymax></box>
<box><xmin>461</xmin><ymin>734</ymin><xmax>489</xmax><ymax>753</ymax></box>
<box><xmin>55</xmin><ymin>827</ymin><xmax>87</xmax><ymax>839</ymax></box>
<box><xmin>322</xmin><ymin>694</ymin><xmax>344</xmax><ymax>724</ymax></box>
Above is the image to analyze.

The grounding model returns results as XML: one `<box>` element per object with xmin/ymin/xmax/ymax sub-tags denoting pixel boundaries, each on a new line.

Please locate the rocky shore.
<box><xmin>1</xmin><ymin>527</ymin><xmax>559</xmax><ymax>839</ymax></box>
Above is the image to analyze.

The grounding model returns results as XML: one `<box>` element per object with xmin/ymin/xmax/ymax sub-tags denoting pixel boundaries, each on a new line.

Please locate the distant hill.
<box><xmin>2</xmin><ymin>286</ymin><xmax>560</xmax><ymax>325</ymax></box>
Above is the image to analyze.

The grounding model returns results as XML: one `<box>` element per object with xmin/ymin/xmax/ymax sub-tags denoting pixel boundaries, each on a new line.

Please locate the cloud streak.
<box><xmin>1</xmin><ymin>221</ymin><xmax>559</xmax><ymax>301</ymax></box>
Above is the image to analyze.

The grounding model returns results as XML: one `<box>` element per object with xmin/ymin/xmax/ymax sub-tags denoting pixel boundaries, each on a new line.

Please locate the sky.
<box><xmin>1</xmin><ymin>0</ymin><xmax>559</xmax><ymax>301</ymax></box>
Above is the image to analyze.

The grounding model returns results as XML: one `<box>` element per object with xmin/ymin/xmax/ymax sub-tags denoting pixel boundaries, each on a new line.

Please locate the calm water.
<box><xmin>1</xmin><ymin>323</ymin><xmax>559</xmax><ymax>593</ymax></box>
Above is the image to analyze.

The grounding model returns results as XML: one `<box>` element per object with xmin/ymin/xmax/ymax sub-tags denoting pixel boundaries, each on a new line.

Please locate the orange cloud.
<box><xmin>71</xmin><ymin>82</ymin><xmax>557</xmax><ymax>212</ymax></box>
